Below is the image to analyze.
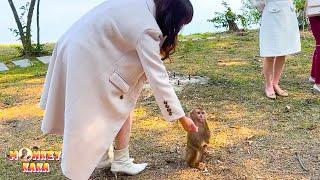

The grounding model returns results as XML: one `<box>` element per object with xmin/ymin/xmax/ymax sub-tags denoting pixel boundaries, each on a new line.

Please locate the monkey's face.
<box><xmin>190</xmin><ymin>108</ymin><xmax>206</xmax><ymax>123</ymax></box>
<box><xmin>22</xmin><ymin>149</ymin><xmax>27</xmax><ymax>155</ymax></box>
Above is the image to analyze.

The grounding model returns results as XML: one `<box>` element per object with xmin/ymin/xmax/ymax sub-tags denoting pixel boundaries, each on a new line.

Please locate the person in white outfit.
<box><xmin>260</xmin><ymin>0</ymin><xmax>301</xmax><ymax>99</ymax></box>
<box><xmin>39</xmin><ymin>0</ymin><xmax>198</xmax><ymax>179</ymax></box>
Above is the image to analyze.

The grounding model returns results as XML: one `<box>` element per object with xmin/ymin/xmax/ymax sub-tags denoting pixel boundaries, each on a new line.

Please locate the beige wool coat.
<box><xmin>39</xmin><ymin>0</ymin><xmax>185</xmax><ymax>179</ymax></box>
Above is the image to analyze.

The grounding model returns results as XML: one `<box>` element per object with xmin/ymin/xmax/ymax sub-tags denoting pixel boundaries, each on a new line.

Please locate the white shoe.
<box><xmin>96</xmin><ymin>144</ymin><xmax>114</xmax><ymax>169</ymax></box>
<box><xmin>309</xmin><ymin>77</ymin><xmax>316</xmax><ymax>84</ymax></box>
<box><xmin>111</xmin><ymin>147</ymin><xmax>147</xmax><ymax>177</ymax></box>
<box><xmin>313</xmin><ymin>84</ymin><xmax>320</xmax><ymax>93</ymax></box>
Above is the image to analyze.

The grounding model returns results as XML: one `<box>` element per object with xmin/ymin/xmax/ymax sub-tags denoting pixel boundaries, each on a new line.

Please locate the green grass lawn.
<box><xmin>0</xmin><ymin>30</ymin><xmax>319</xmax><ymax>179</ymax></box>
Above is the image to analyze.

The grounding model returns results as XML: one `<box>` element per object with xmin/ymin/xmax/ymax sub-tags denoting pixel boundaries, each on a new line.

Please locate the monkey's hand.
<box><xmin>179</xmin><ymin>116</ymin><xmax>198</xmax><ymax>132</ymax></box>
<box><xmin>201</xmin><ymin>142</ymin><xmax>209</xmax><ymax>148</ymax></box>
<box><xmin>202</xmin><ymin>144</ymin><xmax>210</xmax><ymax>154</ymax></box>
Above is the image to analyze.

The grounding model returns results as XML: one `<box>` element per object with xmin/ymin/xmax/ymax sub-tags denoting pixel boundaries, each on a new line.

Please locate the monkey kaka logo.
<box><xmin>18</xmin><ymin>148</ymin><xmax>32</xmax><ymax>162</ymax></box>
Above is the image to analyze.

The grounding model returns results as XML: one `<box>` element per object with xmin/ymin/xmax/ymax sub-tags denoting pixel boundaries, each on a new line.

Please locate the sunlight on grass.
<box><xmin>0</xmin><ymin>73</ymin><xmax>34</xmax><ymax>83</ymax></box>
<box><xmin>219</xmin><ymin>103</ymin><xmax>248</xmax><ymax>120</ymax></box>
<box><xmin>214</xmin><ymin>41</ymin><xmax>232</xmax><ymax>48</ymax></box>
<box><xmin>3</xmin><ymin>85</ymin><xmax>42</xmax><ymax>97</ymax></box>
<box><xmin>1</xmin><ymin>85</ymin><xmax>43</xmax><ymax>109</ymax></box>
<box><xmin>213</xmin><ymin>131</ymin><xmax>228</xmax><ymax>147</ymax></box>
<box><xmin>133</xmin><ymin>106</ymin><xmax>173</xmax><ymax>130</ymax></box>
<box><xmin>0</xmin><ymin>103</ymin><xmax>44</xmax><ymax>121</ymax></box>
<box><xmin>212</xmin><ymin>126</ymin><xmax>267</xmax><ymax>148</ymax></box>
<box><xmin>217</xmin><ymin>61</ymin><xmax>248</xmax><ymax>66</ymax></box>
<box><xmin>291</xmin><ymin>92</ymin><xmax>313</xmax><ymax>97</ymax></box>
<box><xmin>136</xmin><ymin>117</ymin><xmax>170</xmax><ymax>130</ymax></box>
<box><xmin>0</xmin><ymin>44</ymin><xmax>22</xmax><ymax>47</ymax></box>
<box><xmin>133</xmin><ymin>107</ymin><xmax>148</xmax><ymax>118</ymax></box>
<box><xmin>158</xmin><ymin>132</ymin><xmax>183</xmax><ymax>146</ymax></box>
<box><xmin>23</xmin><ymin>77</ymin><xmax>44</xmax><ymax>84</ymax></box>
<box><xmin>237</xmin><ymin>127</ymin><xmax>262</xmax><ymax>137</ymax></box>
<box><xmin>18</xmin><ymin>86</ymin><xmax>42</xmax><ymax>98</ymax></box>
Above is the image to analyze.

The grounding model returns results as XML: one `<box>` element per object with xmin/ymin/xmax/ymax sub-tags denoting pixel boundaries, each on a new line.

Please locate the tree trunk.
<box><xmin>8</xmin><ymin>0</ymin><xmax>37</xmax><ymax>56</ymax></box>
<box><xmin>8</xmin><ymin>0</ymin><xmax>27</xmax><ymax>54</ymax></box>
<box><xmin>227</xmin><ymin>20</ymin><xmax>240</xmax><ymax>32</ymax></box>
<box><xmin>25</xmin><ymin>0</ymin><xmax>36</xmax><ymax>55</ymax></box>
<box><xmin>36</xmin><ymin>0</ymin><xmax>40</xmax><ymax>48</ymax></box>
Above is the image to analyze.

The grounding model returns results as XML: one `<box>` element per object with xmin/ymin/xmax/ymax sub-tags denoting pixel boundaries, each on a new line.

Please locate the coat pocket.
<box><xmin>268</xmin><ymin>5</ymin><xmax>281</xmax><ymax>13</ymax></box>
<box><xmin>109</xmin><ymin>71</ymin><xmax>130</xmax><ymax>94</ymax></box>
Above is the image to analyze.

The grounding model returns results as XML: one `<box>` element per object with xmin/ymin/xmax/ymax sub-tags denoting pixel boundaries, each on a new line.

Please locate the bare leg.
<box><xmin>263</xmin><ymin>57</ymin><xmax>276</xmax><ymax>96</ymax></box>
<box><xmin>273</xmin><ymin>56</ymin><xmax>287</xmax><ymax>94</ymax></box>
<box><xmin>111</xmin><ymin>113</ymin><xmax>148</xmax><ymax>175</ymax></box>
<box><xmin>97</xmin><ymin>113</ymin><xmax>133</xmax><ymax>169</ymax></box>
<box><xmin>114</xmin><ymin>113</ymin><xmax>132</xmax><ymax>150</ymax></box>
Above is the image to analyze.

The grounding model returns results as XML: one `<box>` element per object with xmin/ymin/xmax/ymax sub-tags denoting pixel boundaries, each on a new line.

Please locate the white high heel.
<box><xmin>313</xmin><ymin>84</ymin><xmax>320</xmax><ymax>93</ymax></box>
<box><xmin>110</xmin><ymin>147</ymin><xmax>147</xmax><ymax>177</ymax></box>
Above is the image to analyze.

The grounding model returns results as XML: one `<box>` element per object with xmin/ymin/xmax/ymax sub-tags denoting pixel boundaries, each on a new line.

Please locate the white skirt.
<box><xmin>259</xmin><ymin>0</ymin><xmax>301</xmax><ymax>57</ymax></box>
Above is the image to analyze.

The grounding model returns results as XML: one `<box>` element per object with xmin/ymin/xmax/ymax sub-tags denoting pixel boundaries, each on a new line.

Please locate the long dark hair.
<box><xmin>154</xmin><ymin>0</ymin><xmax>193</xmax><ymax>60</ymax></box>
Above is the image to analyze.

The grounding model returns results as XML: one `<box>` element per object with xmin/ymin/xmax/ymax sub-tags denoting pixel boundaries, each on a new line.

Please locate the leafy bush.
<box><xmin>294</xmin><ymin>0</ymin><xmax>308</xmax><ymax>29</ymax></box>
<box><xmin>210</xmin><ymin>0</ymin><xmax>308</xmax><ymax>32</ymax></box>
<box><xmin>240</xmin><ymin>0</ymin><xmax>262</xmax><ymax>27</ymax></box>
<box><xmin>208</xmin><ymin>1</ymin><xmax>244</xmax><ymax>32</ymax></box>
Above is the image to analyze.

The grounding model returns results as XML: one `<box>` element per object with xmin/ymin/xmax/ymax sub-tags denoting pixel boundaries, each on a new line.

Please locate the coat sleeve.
<box><xmin>136</xmin><ymin>29</ymin><xmax>185</xmax><ymax>122</ymax></box>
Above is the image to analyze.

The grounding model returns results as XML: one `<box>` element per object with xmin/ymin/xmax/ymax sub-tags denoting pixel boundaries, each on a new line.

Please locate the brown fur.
<box><xmin>186</xmin><ymin>108</ymin><xmax>211</xmax><ymax>169</ymax></box>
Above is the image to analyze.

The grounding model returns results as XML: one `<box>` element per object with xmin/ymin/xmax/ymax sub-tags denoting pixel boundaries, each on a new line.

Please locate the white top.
<box><xmin>259</xmin><ymin>0</ymin><xmax>301</xmax><ymax>57</ymax></box>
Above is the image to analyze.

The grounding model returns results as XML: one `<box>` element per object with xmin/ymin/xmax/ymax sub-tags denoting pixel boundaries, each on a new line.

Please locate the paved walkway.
<box><xmin>12</xmin><ymin>59</ymin><xmax>32</xmax><ymax>67</ymax></box>
<box><xmin>0</xmin><ymin>62</ymin><xmax>9</xmax><ymax>72</ymax></box>
<box><xmin>0</xmin><ymin>56</ymin><xmax>52</xmax><ymax>72</ymax></box>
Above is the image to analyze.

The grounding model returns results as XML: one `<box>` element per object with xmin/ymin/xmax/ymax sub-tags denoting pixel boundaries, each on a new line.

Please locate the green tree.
<box><xmin>241</xmin><ymin>0</ymin><xmax>262</xmax><ymax>27</ymax></box>
<box><xmin>36</xmin><ymin>0</ymin><xmax>40</xmax><ymax>49</ymax></box>
<box><xmin>8</xmin><ymin>0</ymin><xmax>40</xmax><ymax>56</ymax></box>
<box><xmin>208</xmin><ymin>1</ymin><xmax>243</xmax><ymax>32</ymax></box>
<box><xmin>294</xmin><ymin>0</ymin><xmax>308</xmax><ymax>29</ymax></box>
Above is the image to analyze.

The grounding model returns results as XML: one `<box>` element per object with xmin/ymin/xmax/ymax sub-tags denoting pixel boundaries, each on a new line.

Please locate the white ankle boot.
<box><xmin>110</xmin><ymin>147</ymin><xmax>147</xmax><ymax>176</ymax></box>
<box><xmin>96</xmin><ymin>144</ymin><xmax>114</xmax><ymax>169</ymax></box>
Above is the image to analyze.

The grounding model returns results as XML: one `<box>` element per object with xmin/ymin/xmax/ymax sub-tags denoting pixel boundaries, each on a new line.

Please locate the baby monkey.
<box><xmin>186</xmin><ymin>108</ymin><xmax>211</xmax><ymax>169</ymax></box>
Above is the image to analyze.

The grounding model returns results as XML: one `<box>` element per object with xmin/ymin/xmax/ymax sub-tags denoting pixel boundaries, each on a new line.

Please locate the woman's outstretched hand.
<box><xmin>179</xmin><ymin>116</ymin><xmax>198</xmax><ymax>132</ymax></box>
